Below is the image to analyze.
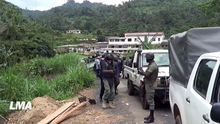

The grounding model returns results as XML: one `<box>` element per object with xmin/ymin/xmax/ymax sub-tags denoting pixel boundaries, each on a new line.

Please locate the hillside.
<box><xmin>22</xmin><ymin>0</ymin><xmax>107</xmax><ymax>19</ymax></box>
<box><xmin>21</xmin><ymin>0</ymin><xmax>212</xmax><ymax>37</ymax></box>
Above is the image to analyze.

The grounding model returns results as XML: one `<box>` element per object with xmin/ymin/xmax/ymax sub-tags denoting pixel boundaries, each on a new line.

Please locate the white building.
<box><xmin>124</xmin><ymin>32</ymin><xmax>165</xmax><ymax>44</ymax></box>
<box><xmin>102</xmin><ymin>32</ymin><xmax>165</xmax><ymax>53</ymax></box>
<box><xmin>66</xmin><ymin>30</ymin><xmax>81</xmax><ymax>34</ymax></box>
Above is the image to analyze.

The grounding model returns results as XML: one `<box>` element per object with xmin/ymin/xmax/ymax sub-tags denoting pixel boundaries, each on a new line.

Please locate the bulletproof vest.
<box><xmin>102</xmin><ymin>61</ymin><xmax>115</xmax><ymax>78</ymax></box>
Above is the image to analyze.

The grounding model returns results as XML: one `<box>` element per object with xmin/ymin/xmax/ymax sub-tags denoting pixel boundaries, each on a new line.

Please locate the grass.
<box><xmin>0</xmin><ymin>53</ymin><xmax>96</xmax><ymax>117</ymax></box>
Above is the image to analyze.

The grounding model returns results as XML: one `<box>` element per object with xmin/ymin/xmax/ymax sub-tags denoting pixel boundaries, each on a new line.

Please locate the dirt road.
<box><xmin>93</xmin><ymin>78</ymin><xmax>175</xmax><ymax>124</ymax></box>
<box><xmin>2</xmin><ymin>78</ymin><xmax>175</xmax><ymax>124</ymax></box>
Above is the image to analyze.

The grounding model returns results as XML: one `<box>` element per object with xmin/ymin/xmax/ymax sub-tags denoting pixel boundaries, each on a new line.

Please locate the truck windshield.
<box><xmin>142</xmin><ymin>53</ymin><xmax>169</xmax><ymax>67</ymax></box>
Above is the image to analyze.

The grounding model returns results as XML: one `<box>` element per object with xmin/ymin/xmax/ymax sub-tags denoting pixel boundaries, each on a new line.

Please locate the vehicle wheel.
<box><xmin>142</xmin><ymin>93</ymin><xmax>149</xmax><ymax>109</ymax></box>
<box><xmin>127</xmin><ymin>79</ymin><xmax>134</xmax><ymax>95</ymax></box>
<box><xmin>175</xmin><ymin>115</ymin><xmax>182</xmax><ymax>124</ymax></box>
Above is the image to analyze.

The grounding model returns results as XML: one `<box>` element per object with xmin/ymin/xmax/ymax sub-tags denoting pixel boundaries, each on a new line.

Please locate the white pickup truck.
<box><xmin>124</xmin><ymin>49</ymin><xmax>169</xmax><ymax>109</ymax></box>
<box><xmin>169</xmin><ymin>27</ymin><xmax>220</xmax><ymax>124</ymax></box>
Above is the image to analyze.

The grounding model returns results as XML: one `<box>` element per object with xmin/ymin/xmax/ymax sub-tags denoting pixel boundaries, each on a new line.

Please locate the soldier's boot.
<box><xmin>102</xmin><ymin>100</ymin><xmax>108</xmax><ymax>109</ymax></box>
<box><xmin>109</xmin><ymin>101</ymin><xmax>115</xmax><ymax>109</ymax></box>
<box><xmin>144</xmin><ymin>110</ymin><xmax>154</xmax><ymax>123</ymax></box>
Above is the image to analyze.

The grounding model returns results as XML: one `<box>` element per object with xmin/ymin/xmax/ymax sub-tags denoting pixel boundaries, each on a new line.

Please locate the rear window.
<box><xmin>142</xmin><ymin>53</ymin><xmax>169</xmax><ymax>67</ymax></box>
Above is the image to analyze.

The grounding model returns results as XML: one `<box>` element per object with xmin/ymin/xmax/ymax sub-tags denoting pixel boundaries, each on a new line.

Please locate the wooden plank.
<box><xmin>38</xmin><ymin>102</ymin><xmax>76</xmax><ymax>124</ymax></box>
<box><xmin>50</xmin><ymin>101</ymin><xmax>87</xmax><ymax>124</ymax></box>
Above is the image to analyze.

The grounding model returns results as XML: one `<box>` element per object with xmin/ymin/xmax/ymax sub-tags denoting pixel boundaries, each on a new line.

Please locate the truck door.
<box><xmin>209</xmin><ymin>61</ymin><xmax>220</xmax><ymax>124</ymax></box>
<box><xmin>185</xmin><ymin>58</ymin><xmax>219</xmax><ymax>124</ymax></box>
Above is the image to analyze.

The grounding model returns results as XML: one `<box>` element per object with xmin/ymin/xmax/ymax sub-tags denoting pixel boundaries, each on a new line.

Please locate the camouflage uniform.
<box><xmin>144</xmin><ymin>61</ymin><xmax>158</xmax><ymax>110</ymax></box>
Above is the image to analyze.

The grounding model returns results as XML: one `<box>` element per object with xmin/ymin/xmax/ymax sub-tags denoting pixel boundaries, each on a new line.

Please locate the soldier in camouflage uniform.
<box><xmin>139</xmin><ymin>52</ymin><xmax>158</xmax><ymax>123</ymax></box>
<box><xmin>101</xmin><ymin>54</ymin><xmax>116</xmax><ymax>109</ymax></box>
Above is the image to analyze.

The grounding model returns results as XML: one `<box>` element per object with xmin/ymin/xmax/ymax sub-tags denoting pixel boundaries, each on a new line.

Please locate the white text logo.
<box><xmin>9</xmin><ymin>101</ymin><xmax>32</xmax><ymax>110</ymax></box>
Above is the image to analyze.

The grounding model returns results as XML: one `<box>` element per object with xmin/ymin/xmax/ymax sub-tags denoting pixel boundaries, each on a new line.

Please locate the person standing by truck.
<box><xmin>101</xmin><ymin>54</ymin><xmax>116</xmax><ymax>109</ymax></box>
<box><xmin>139</xmin><ymin>52</ymin><xmax>158</xmax><ymax>123</ymax></box>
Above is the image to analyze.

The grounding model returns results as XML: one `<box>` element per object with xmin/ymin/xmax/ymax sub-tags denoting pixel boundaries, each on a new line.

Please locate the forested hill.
<box><xmin>22</xmin><ymin>0</ymin><xmax>212</xmax><ymax>38</ymax></box>
<box><xmin>22</xmin><ymin>0</ymin><xmax>107</xmax><ymax>19</ymax></box>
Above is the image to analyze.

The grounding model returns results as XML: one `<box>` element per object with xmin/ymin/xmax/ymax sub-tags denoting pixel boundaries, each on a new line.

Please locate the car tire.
<box><xmin>127</xmin><ymin>79</ymin><xmax>134</xmax><ymax>95</ymax></box>
<box><xmin>175</xmin><ymin>115</ymin><xmax>182</xmax><ymax>124</ymax></box>
<box><xmin>142</xmin><ymin>92</ymin><xmax>149</xmax><ymax>109</ymax></box>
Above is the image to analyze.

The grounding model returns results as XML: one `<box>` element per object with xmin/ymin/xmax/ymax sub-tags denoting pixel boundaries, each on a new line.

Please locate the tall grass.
<box><xmin>0</xmin><ymin>53</ymin><xmax>96</xmax><ymax>117</ymax></box>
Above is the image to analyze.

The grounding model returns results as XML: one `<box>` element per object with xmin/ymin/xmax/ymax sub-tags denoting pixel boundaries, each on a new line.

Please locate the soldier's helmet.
<box><xmin>145</xmin><ymin>52</ymin><xmax>154</xmax><ymax>60</ymax></box>
<box><xmin>114</xmin><ymin>56</ymin><xmax>118</xmax><ymax>61</ymax></box>
<box><xmin>105</xmin><ymin>54</ymin><xmax>113</xmax><ymax>60</ymax></box>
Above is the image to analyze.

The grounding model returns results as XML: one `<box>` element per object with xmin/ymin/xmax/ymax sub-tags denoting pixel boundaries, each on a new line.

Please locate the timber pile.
<box><xmin>38</xmin><ymin>101</ymin><xmax>87</xmax><ymax>124</ymax></box>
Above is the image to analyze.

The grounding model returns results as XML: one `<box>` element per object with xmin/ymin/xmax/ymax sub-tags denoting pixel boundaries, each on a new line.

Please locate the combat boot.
<box><xmin>144</xmin><ymin>116</ymin><xmax>154</xmax><ymax>123</ymax></box>
<box><xmin>144</xmin><ymin>110</ymin><xmax>154</xmax><ymax>123</ymax></box>
<box><xmin>109</xmin><ymin>101</ymin><xmax>115</xmax><ymax>109</ymax></box>
<box><xmin>102</xmin><ymin>100</ymin><xmax>108</xmax><ymax>109</ymax></box>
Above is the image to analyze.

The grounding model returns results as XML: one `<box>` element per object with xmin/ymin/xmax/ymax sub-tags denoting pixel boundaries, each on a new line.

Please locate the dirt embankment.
<box><xmin>2</xmin><ymin>88</ymin><xmax>126</xmax><ymax>124</ymax></box>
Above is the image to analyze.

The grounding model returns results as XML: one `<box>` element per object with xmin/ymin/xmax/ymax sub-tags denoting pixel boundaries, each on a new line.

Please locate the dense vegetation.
<box><xmin>0</xmin><ymin>0</ymin><xmax>96</xmax><ymax>118</ymax></box>
<box><xmin>22</xmin><ymin>0</ymin><xmax>219</xmax><ymax>38</ymax></box>
<box><xmin>0</xmin><ymin>53</ymin><xmax>96</xmax><ymax>117</ymax></box>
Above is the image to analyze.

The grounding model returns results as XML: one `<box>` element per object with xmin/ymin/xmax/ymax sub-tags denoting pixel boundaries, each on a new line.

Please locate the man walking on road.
<box><xmin>139</xmin><ymin>52</ymin><xmax>158</xmax><ymax>123</ymax></box>
<box><xmin>99</xmin><ymin>55</ymin><xmax>106</xmax><ymax>102</ymax></box>
<box><xmin>101</xmin><ymin>54</ymin><xmax>116</xmax><ymax>109</ymax></box>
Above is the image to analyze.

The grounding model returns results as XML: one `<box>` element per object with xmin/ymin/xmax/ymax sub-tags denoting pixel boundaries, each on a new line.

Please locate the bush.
<box><xmin>0</xmin><ymin>38</ymin><xmax>56</xmax><ymax>68</ymax></box>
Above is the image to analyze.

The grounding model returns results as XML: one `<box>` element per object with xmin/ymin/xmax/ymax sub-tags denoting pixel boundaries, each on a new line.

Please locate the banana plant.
<box><xmin>0</xmin><ymin>45</ymin><xmax>19</xmax><ymax>68</ymax></box>
<box><xmin>137</xmin><ymin>34</ymin><xmax>162</xmax><ymax>50</ymax></box>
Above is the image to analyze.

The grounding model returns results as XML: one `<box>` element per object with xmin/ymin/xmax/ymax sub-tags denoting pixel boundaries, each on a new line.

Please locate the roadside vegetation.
<box><xmin>0</xmin><ymin>53</ymin><xmax>96</xmax><ymax>118</ymax></box>
<box><xmin>0</xmin><ymin>1</ymin><xmax>96</xmax><ymax>119</ymax></box>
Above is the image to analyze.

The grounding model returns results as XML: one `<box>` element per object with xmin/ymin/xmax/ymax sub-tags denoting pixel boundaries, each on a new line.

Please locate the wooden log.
<box><xmin>37</xmin><ymin>102</ymin><xmax>76</xmax><ymax>124</ymax></box>
<box><xmin>50</xmin><ymin>101</ymin><xmax>87</xmax><ymax>124</ymax></box>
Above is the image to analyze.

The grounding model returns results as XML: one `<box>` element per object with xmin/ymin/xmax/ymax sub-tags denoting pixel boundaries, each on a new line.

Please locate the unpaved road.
<box><xmin>94</xmin><ymin>78</ymin><xmax>175</xmax><ymax>124</ymax></box>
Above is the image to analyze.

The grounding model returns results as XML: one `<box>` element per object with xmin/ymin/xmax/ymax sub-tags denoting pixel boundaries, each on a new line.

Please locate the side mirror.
<box><xmin>210</xmin><ymin>103</ymin><xmax>220</xmax><ymax>123</ymax></box>
<box><xmin>134</xmin><ymin>63</ymin><xmax>138</xmax><ymax>68</ymax></box>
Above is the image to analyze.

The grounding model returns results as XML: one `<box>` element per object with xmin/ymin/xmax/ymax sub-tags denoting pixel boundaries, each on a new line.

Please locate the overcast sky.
<box><xmin>5</xmin><ymin>0</ymin><xmax>129</xmax><ymax>11</ymax></box>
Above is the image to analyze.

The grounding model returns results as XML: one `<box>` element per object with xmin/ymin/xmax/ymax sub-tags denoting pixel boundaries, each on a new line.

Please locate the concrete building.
<box><xmin>57</xmin><ymin>42</ymin><xmax>109</xmax><ymax>53</ymax></box>
<box><xmin>102</xmin><ymin>32</ymin><xmax>165</xmax><ymax>53</ymax></box>
<box><xmin>66</xmin><ymin>30</ymin><xmax>81</xmax><ymax>34</ymax></box>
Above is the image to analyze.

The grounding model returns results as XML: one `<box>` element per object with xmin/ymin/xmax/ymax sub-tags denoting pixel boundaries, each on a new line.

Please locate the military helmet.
<box><xmin>105</xmin><ymin>54</ymin><xmax>113</xmax><ymax>60</ymax></box>
<box><xmin>145</xmin><ymin>52</ymin><xmax>154</xmax><ymax>60</ymax></box>
<box><xmin>114</xmin><ymin>55</ymin><xmax>118</xmax><ymax>61</ymax></box>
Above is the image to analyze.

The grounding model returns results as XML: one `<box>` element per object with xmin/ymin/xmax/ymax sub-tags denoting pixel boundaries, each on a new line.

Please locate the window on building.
<box><xmin>110</xmin><ymin>39</ymin><xmax>114</xmax><ymax>42</ymax></box>
<box><xmin>136</xmin><ymin>45</ymin><xmax>139</xmax><ymax>48</ymax></box>
<box><xmin>158</xmin><ymin>38</ymin><xmax>160</xmax><ymax>41</ymax></box>
<box><xmin>128</xmin><ymin>38</ymin><xmax>132</xmax><ymax>42</ymax></box>
<box><xmin>119</xmin><ymin>46</ymin><xmax>122</xmax><ymax>48</ymax></box>
<box><xmin>151</xmin><ymin>38</ymin><xmax>155</xmax><ymax>41</ymax></box>
<box><xmin>115</xmin><ymin>39</ymin><xmax>119</xmax><ymax>42</ymax></box>
<box><xmin>121</xmin><ymin>39</ymin><xmax>125</xmax><ymax>41</ymax></box>
<box><xmin>135</xmin><ymin>38</ymin><xmax>137</xmax><ymax>42</ymax></box>
<box><xmin>111</xmin><ymin>46</ymin><xmax>114</xmax><ymax>48</ymax></box>
<box><xmin>193</xmin><ymin>59</ymin><xmax>217</xmax><ymax>98</ymax></box>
